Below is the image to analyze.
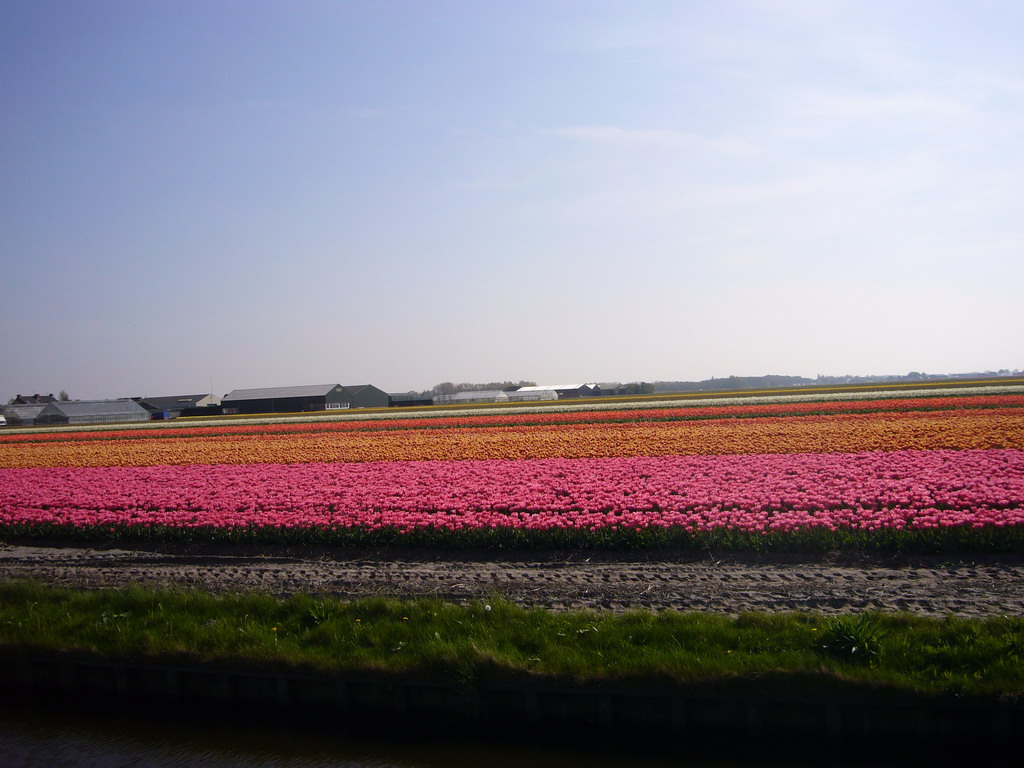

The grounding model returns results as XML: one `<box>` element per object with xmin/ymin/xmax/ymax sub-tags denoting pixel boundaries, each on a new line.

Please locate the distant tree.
<box><xmin>621</xmin><ymin>382</ymin><xmax>654</xmax><ymax>395</ymax></box>
<box><xmin>430</xmin><ymin>380</ymin><xmax>536</xmax><ymax>395</ymax></box>
<box><xmin>59</xmin><ymin>390</ymin><xmax>71</xmax><ymax>401</ymax></box>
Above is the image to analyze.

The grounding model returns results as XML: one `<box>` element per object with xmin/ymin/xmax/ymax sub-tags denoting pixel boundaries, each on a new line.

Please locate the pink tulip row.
<box><xmin>2</xmin><ymin>449</ymin><xmax>1021</xmax><ymax>534</ymax></box>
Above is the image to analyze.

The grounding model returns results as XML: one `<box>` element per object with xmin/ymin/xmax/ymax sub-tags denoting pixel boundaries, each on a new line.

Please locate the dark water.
<box><xmin>0</xmin><ymin>699</ymin><xmax>978</xmax><ymax>768</ymax></box>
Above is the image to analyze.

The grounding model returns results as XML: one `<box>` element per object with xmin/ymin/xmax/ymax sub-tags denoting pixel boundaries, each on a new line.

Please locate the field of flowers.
<box><xmin>2</xmin><ymin>384</ymin><xmax>1023</xmax><ymax>549</ymax></box>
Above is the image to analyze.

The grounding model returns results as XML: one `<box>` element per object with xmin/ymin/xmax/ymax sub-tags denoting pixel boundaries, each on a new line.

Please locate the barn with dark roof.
<box><xmin>221</xmin><ymin>384</ymin><xmax>388</xmax><ymax>414</ymax></box>
<box><xmin>134</xmin><ymin>394</ymin><xmax>221</xmax><ymax>419</ymax></box>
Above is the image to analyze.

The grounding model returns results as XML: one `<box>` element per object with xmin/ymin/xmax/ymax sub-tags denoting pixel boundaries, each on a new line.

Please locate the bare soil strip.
<box><xmin>3</xmin><ymin>543</ymin><xmax>1024</xmax><ymax>617</ymax></box>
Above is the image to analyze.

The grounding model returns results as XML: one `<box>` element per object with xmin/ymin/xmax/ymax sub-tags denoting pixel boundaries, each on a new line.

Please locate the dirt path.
<box><xmin>4</xmin><ymin>542</ymin><xmax>1024</xmax><ymax>617</ymax></box>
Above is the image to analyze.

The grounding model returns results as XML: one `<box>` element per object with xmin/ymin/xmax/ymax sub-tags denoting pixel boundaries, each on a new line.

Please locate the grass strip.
<box><xmin>1</xmin><ymin>581</ymin><xmax>1022</xmax><ymax>700</ymax></box>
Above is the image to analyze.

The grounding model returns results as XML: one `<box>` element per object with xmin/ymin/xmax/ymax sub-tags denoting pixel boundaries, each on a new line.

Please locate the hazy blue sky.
<box><xmin>3</xmin><ymin>1</ymin><xmax>1022</xmax><ymax>399</ymax></box>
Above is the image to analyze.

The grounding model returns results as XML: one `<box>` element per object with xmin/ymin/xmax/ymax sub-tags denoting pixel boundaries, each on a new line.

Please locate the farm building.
<box><xmin>514</xmin><ymin>384</ymin><xmax>598</xmax><ymax>399</ymax></box>
<box><xmin>1</xmin><ymin>403</ymin><xmax>54</xmax><ymax>426</ymax></box>
<box><xmin>388</xmin><ymin>393</ymin><xmax>433</xmax><ymax>407</ymax></box>
<box><xmin>11</xmin><ymin>399</ymin><xmax>152</xmax><ymax>426</ymax></box>
<box><xmin>505</xmin><ymin>388</ymin><xmax>558</xmax><ymax>402</ymax></box>
<box><xmin>433</xmin><ymin>390</ymin><xmax>510</xmax><ymax>405</ymax></box>
<box><xmin>11</xmin><ymin>394</ymin><xmax>58</xmax><ymax>405</ymax></box>
<box><xmin>221</xmin><ymin>384</ymin><xmax>388</xmax><ymax>414</ymax></box>
<box><xmin>341</xmin><ymin>385</ymin><xmax>389</xmax><ymax>409</ymax></box>
<box><xmin>134</xmin><ymin>394</ymin><xmax>221</xmax><ymax>419</ymax></box>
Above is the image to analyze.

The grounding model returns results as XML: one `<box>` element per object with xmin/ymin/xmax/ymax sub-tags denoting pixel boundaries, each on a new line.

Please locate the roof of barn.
<box><xmin>223</xmin><ymin>384</ymin><xmax>340</xmax><ymax>401</ymax></box>
<box><xmin>51</xmin><ymin>400</ymin><xmax>150</xmax><ymax>417</ymax></box>
<box><xmin>515</xmin><ymin>384</ymin><xmax>590</xmax><ymax>392</ymax></box>
<box><xmin>137</xmin><ymin>394</ymin><xmax>212</xmax><ymax>410</ymax></box>
<box><xmin>446</xmin><ymin>390</ymin><xmax>509</xmax><ymax>400</ymax></box>
<box><xmin>2</xmin><ymin>403</ymin><xmax>52</xmax><ymax>419</ymax></box>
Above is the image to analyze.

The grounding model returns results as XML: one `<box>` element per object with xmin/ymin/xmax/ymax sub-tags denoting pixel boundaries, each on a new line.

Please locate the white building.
<box><xmin>433</xmin><ymin>390</ymin><xmax>510</xmax><ymax>405</ymax></box>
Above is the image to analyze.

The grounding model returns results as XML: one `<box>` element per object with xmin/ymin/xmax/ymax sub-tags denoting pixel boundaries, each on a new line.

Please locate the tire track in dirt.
<box><xmin>3</xmin><ymin>543</ymin><xmax>1023</xmax><ymax>618</ymax></box>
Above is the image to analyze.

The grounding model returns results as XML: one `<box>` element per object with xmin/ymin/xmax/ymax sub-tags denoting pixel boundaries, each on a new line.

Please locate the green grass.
<box><xmin>2</xmin><ymin>581</ymin><xmax>1022</xmax><ymax>700</ymax></box>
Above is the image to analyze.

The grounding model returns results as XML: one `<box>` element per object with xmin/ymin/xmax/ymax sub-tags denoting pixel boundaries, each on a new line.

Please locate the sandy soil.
<box><xmin>3</xmin><ymin>542</ymin><xmax>1024</xmax><ymax>617</ymax></box>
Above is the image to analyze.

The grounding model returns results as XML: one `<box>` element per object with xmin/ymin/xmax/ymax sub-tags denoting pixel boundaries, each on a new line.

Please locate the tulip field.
<box><xmin>2</xmin><ymin>384</ymin><xmax>1024</xmax><ymax>550</ymax></box>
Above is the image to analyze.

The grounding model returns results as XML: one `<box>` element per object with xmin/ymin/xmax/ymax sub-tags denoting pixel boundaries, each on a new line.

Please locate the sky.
<box><xmin>2</xmin><ymin>1</ymin><xmax>1022</xmax><ymax>399</ymax></box>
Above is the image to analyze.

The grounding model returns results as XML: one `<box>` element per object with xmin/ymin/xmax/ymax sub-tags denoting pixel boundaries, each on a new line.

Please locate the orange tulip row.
<box><xmin>2</xmin><ymin>408</ymin><xmax>1022</xmax><ymax>469</ymax></box>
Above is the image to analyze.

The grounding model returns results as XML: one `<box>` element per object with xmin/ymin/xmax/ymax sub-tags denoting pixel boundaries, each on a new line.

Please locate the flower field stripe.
<box><xmin>2</xmin><ymin>409</ymin><xmax>1022</xmax><ymax>469</ymax></box>
<box><xmin>2</xmin><ymin>450</ymin><xmax>1022</xmax><ymax>536</ymax></box>
<box><xmin>3</xmin><ymin>394</ymin><xmax>1023</xmax><ymax>445</ymax></box>
<box><xmin>3</xmin><ymin>383</ymin><xmax>1023</xmax><ymax>439</ymax></box>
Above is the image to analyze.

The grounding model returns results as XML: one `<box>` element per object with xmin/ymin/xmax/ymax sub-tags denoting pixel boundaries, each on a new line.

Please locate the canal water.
<box><xmin>0</xmin><ymin>699</ymin><xmax>977</xmax><ymax>768</ymax></box>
